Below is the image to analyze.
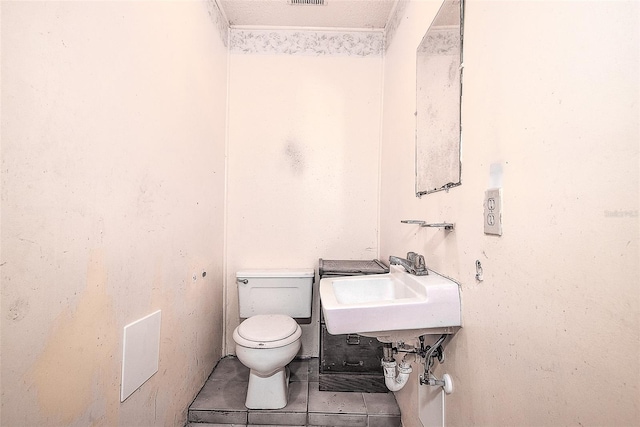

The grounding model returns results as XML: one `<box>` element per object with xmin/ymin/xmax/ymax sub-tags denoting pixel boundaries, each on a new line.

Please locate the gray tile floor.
<box><xmin>187</xmin><ymin>357</ymin><xmax>401</xmax><ymax>427</ymax></box>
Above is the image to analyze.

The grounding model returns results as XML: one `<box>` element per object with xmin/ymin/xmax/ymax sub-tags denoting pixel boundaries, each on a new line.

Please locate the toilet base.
<box><xmin>245</xmin><ymin>365</ymin><xmax>291</xmax><ymax>409</ymax></box>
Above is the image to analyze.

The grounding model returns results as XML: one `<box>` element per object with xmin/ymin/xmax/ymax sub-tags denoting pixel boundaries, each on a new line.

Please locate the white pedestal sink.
<box><xmin>319</xmin><ymin>265</ymin><xmax>461</xmax><ymax>343</ymax></box>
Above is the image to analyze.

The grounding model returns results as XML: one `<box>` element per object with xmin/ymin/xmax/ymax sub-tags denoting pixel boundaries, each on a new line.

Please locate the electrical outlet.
<box><xmin>484</xmin><ymin>188</ymin><xmax>502</xmax><ymax>235</ymax></box>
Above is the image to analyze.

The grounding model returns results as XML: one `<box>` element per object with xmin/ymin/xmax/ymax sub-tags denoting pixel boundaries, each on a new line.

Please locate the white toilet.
<box><xmin>232</xmin><ymin>269</ymin><xmax>314</xmax><ymax>409</ymax></box>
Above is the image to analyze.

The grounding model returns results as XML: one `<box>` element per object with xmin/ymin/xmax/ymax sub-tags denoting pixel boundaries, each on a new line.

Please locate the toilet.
<box><xmin>232</xmin><ymin>268</ymin><xmax>314</xmax><ymax>409</ymax></box>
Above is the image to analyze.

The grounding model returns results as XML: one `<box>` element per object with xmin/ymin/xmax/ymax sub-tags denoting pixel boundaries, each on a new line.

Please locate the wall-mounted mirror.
<box><xmin>415</xmin><ymin>0</ymin><xmax>464</xmax><ymax>197</ymax></box>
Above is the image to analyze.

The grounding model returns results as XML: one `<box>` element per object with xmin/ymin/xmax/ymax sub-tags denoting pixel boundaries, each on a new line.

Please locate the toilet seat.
<box><xmin>233</xmin><ymin>314</ymin><xmax>302</xmax><ymax>349</ymax></box>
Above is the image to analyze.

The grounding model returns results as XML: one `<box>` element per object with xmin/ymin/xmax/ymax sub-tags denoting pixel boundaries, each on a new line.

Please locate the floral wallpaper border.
<box><xmin>384</xmin><ymin>0</ymin><xmax>408</xmax><ymax>52</ymax></box>
<box><xmin>417</xmin><ymin>28</ymin><xmax>459</xmax><ymax>55</ymax></box>
<box><xmin>207</xmin><ymin>0</ymin><xmax>229</xmax><ymax>47</ymax></box>
<box><xmin>229</xmin><ymin>29</ymin><xmax>384</xmax><ymax>57</ymax></box>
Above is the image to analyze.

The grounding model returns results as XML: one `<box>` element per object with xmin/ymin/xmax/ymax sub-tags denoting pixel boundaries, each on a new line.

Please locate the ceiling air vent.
<box><xmin>288</xmin><ymin>0</ymin><xmax>325</xmax><ymax>5</ymax></box>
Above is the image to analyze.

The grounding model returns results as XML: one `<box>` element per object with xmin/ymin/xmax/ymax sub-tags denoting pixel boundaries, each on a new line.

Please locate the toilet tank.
<box><xmin>237</xmin><ymin>269</ymin><xmax>314</xmax><ymax>318</ymax></box>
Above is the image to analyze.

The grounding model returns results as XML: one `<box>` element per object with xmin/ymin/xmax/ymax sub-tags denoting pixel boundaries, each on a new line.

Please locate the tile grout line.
<box><xmin>188</xmin><ymin>357</ymin><xmax>401</xmax><ymax>426</ymax></box>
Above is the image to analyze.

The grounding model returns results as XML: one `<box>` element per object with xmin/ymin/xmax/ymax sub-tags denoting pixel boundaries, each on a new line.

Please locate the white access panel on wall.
<box><xmin>419</xmin><ymin>381</ymin><xmax>445</xmax><ymax>427</ymax></box>
<box><xmin>121</xmin><ymin>310</ymin><xmax>162</xmax><ymax>402</ymax></box>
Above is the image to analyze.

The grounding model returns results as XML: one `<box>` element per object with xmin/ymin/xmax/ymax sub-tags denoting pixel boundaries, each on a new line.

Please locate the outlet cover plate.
<box><xmin>484</xmin><ymin>188</ymin><xmax>502</xmax><ymax>235</ymax></box>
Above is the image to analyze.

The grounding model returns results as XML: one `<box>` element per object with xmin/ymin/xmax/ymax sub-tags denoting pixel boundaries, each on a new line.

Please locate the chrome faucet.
<box><xmin>389</xmin><ymin>252</ymin><xmax>428</xmax><ymax>276</ymax></box>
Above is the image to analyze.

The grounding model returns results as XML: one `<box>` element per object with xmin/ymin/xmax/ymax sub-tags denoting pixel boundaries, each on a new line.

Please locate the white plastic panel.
<box><xmin>419</xmin><ymin>377</ymin><xmax>444</xmax><ymax>427</ymax></box>
<box><xmin>121</xmin><ymin>310</ymin><xmax>161</xmax><ymax>402</ymax></box>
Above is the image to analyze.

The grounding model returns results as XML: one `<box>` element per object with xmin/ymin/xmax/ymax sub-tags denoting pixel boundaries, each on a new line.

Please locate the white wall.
<box><xmin>380</xmin><ymin>1</ymin><xmax>639</xmax><ymax>426</ymax></box>
<box><xmin>0</xmin><ymin>1</ymin><xmax>227</xmax><ymax>425</ymax></box>
<box><xmin>225</xmin><ymin>45</ymin><xmax>383</xmax><ymax>355</ymax></box>
<box><xmin>3</xmin><ymin>1</ymin><xmax>638</xmax><ymax>425</ymax></box>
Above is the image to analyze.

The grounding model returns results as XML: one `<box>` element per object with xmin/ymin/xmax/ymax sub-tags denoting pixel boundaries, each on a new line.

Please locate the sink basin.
<box><xmin>319</xmin><ymin>265</ymin><xmax>461</xmax><ymax>342</ymax></box>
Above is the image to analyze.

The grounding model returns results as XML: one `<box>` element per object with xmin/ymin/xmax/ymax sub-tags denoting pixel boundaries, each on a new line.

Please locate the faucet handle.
<box><xmin>407</xmin><ymin>252</ymin><xmax>427</xmax><ymax>274</ymax></box>
<box><xmin>406</xmin><ymin>252</ymin><xmax>422</xmax><ymax>266</ymax></box>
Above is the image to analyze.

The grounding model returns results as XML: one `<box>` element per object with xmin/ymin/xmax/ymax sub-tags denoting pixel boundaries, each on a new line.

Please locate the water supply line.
<box><xmin>422</xmin><ymin>334</ymin><xmax>446</xmax><ymax>368</ymax></box>
<box><xmin>418</xmin><ymin>334</ymin><xmax>454</xmax><ymax>394</ymax></box>
<box><xmin>381</xmin><ymin>334</ymin><xmax>453</xmax><ymax>394</ymax></box>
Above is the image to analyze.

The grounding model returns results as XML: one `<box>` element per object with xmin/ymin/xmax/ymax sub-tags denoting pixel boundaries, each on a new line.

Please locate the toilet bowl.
<box><xmin>233</xmin><ymin>314</ymin><xmax>302</xmax><ymax>409</ymax></box>
<box><xmin>232</xmin><ymin>268</ymin><xmax>313</xmax><ymax>410</ymax></box>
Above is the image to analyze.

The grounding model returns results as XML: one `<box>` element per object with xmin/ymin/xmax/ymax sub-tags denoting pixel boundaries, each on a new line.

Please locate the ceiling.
<box><xmin>218</xmin><ymin>0</ymin><xmax>397</xmax><ymax>30</ymax></box>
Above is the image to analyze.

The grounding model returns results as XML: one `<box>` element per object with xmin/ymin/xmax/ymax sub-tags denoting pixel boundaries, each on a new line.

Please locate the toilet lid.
<box><xmin>237</xmin><ymin>314</ymin><xmax>298</xmax><ymax>342</ymax></box>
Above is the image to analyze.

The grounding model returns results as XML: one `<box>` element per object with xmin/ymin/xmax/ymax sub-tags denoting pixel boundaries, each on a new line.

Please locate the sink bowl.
<box><xmin>319</xmin><ymin>265</ymin><xmax>461</xmax><ymax>342</ymax></box>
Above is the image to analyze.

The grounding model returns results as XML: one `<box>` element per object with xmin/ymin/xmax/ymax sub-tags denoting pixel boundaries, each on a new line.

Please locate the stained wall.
<box><xmin>225</xmin><ymin>31</ymin><xmax>384</xmax><ymax>355</ymax></box>
<box><xmin>1</xmin><ymin>1</ymin><xmax>228</xmax><ymax>425</ymax></box>
<box><xmin>380</xmin><ymin>1</ymin><xmax>639</xmax><ymax>425</ymax></box>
